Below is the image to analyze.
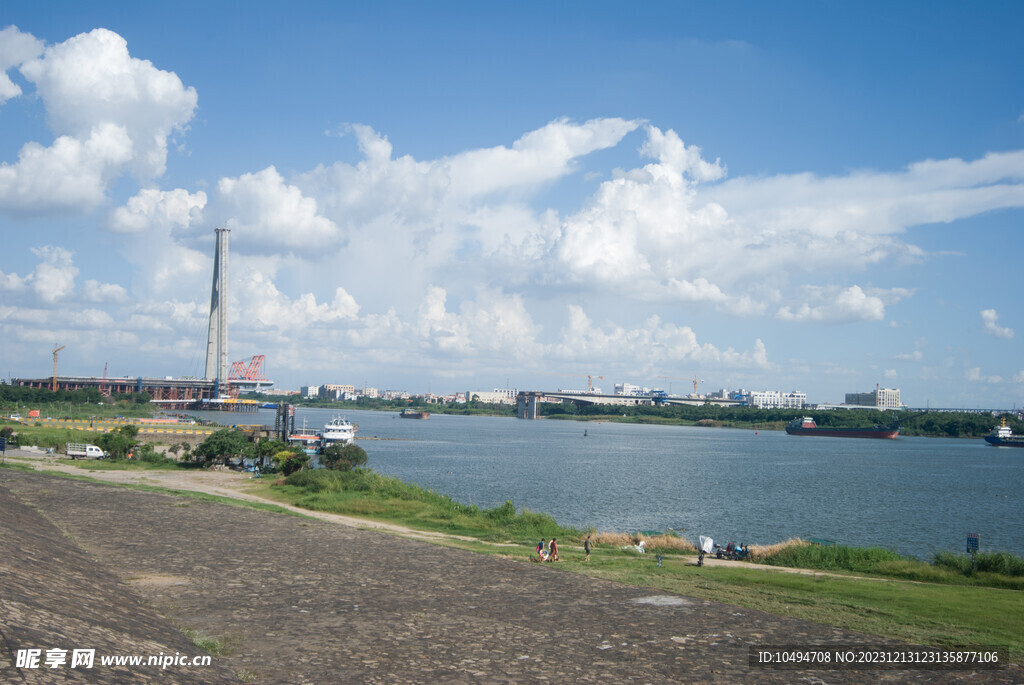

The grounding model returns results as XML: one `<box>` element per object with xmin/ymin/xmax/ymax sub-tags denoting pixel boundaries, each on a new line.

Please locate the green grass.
<box><xmin>58</xmin><ymin>457</ymin><xmax>184</xmax><ymax>471</ymax></box>
<box><xmin>756</xmin><ymin>542</ymin><xmax>1024</xmax><ymax>590</ymax></box>
<box><xmin>181</xmin><ymin>628</ymin><xmax>227</xmax><ymax>656</ymax></box>
<box><xmin>760</xmin><ymin>542</ymin><xmax>906</xmax><ymax>572</ymax></box>
<box><xmin>273</xmin><ymin>469</ymin><xmax>579</xmax><ymax>542</ymax></box>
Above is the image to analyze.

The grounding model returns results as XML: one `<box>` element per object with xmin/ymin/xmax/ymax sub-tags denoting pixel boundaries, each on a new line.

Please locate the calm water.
<box><xmin>194</xmin><ymin>407</ymin><xmax>1023</xmax><ymax>559</ymax></box>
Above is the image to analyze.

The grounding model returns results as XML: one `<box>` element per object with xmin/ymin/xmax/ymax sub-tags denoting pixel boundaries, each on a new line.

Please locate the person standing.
<box><xmin>549</xmin><ymin>538</ymin><xmax>559</xmax><ymax>561</ymax></box>
<box><xmin>536</xmin><ymin>539</ymin><xmax>545</xmax><ymax>560</ymax></box>
<box><xmin>584</xmin><ymin>535</ymin><xmax>592</xmax><ymax>562</ymax></box>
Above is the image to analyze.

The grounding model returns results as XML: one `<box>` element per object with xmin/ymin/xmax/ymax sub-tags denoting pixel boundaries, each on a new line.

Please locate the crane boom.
<box><xmin>52</xmin><ymin>344</ymin><xmax>66</xmax><ymax>392</ymax></box>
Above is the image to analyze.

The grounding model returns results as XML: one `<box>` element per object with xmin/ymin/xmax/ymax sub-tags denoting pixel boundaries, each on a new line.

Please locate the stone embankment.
<box><xmin>1</xmin><ymin>468</ymin><xmax>1019</xmax><ymax>683</ymax></box>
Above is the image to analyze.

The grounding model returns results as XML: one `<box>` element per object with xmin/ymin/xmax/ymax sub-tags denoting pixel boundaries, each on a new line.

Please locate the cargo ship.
<box><xmin>785</xmin><ymin>416</ymin><xmax>899</xmax><ymax>439</ymax></box>
<box><xmin>984</xmin><ymin>419</ymin><xmax>1024</xmax><ymax>447</ymax></box>
<box><xmin>399</xmin><ymin>409</ymin><xmax>430</xmax><ymax>419</ymax></box>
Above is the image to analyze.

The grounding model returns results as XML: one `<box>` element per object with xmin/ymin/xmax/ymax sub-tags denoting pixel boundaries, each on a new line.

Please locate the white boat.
<box><xmin>321</xmin><ymin>416</ymin><xmax>356</xmax><ymax>447</ymax></box>
<box><xmin>288</xmin><ymin>419</ymin><xmax>322</xmax><ymax>455</ymax></box>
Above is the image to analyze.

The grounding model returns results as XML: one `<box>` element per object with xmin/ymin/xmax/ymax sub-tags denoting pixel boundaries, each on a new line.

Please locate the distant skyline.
<box><xmin>1</xmin><ymin>2</ymin><xmax>1022</xmax><ymax>407</ymax></box>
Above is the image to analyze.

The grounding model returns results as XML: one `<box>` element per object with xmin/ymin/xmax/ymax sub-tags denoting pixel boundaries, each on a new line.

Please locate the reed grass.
<box><xmin>747</xmin><ymin>537</ymin><xmax>809</xmax><ymax>562</ymax></box>
<box><xmin>591</xmin><ymin>531</ymin><xmax>697</xmax><ymax>552</ymax></box>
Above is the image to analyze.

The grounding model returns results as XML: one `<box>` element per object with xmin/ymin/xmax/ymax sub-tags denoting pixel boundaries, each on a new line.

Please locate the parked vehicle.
<box><xmin>65</xmin><ymin>443</ymin><xmax>107</xmax><ymax>459</ymax></box>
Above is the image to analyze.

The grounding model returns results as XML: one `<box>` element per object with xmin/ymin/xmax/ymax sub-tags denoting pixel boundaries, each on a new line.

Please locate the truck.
<box><xmin>65</xmin><ymin>443</ymin><xmax>108</xmax><ymax>459</ymax></box>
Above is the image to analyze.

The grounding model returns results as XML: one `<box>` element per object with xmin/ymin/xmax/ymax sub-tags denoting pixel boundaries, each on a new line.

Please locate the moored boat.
<box><xmin>399</xmin><ymin>409</ymin><xmax>430</xmax><ymax>419</ymax></box>
<box><xmin>322</xmin><ymin>416</ymin><xmax>357</xmax><ymax>446</ymax></box>
<box><xmin>985</xmin><ymin>419</ymin><xmax>1024</xmax><ymax>447</ymax></box>
<box><xmin>287</xmin><ymin>424</ymin><xmax>322</xmax><ymax>456</ymax></box>
<box><xmin>785</xmin><ymin>416</ymin><xmax>898</xmax><ymax>439</ymax></box>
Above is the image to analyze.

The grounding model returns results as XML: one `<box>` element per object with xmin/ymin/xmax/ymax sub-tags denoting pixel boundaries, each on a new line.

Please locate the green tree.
<box><xmin>322</xmin><ymin>443</ymin><xmax>368</xmax><ymax>471</ymax></box>
<box><xmin>193</xmin><ymin>429</ymin><xmax>252</xmax><ymax>466</ymax></box>
<box><xmin>272</xmin><ymin>449</ymin><xmax>310</xmax><ymax>475</ymax></box>
<box><xmin>96</xmin><ymin>424</ymin><xmax>140</xmax><ymax>460</ymax></box>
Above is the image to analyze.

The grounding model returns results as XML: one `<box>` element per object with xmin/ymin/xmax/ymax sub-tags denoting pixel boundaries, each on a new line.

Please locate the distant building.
<box><xmin>466</xmin><ymin>388</ymin><xmax>517</xmax><ymax>405</ymax></box>
<box><xmin>615</xmin><ymin>382</ymin><xmax>648</xmax><ymax>396</ymax></box>
<box><xmin>300</xmin><ymin>385</ymin><xmax>320</xmax><ymax>399</ymax></box>
<box><xmin>749</xmin><ymin>390</ymin><xmax>806</xmax><ymax>409</ymax></box>
<box><xmin>845</xmin><ymin>387</ymin><xmax>902</xmax><ymax>409</ymax></box>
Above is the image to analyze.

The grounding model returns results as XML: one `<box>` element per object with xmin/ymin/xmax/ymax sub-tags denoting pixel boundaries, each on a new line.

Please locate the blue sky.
<box><xmin>1</xmin><ymin>1</ymin><xmax>1022</xmax><ymax>407</ymax></box>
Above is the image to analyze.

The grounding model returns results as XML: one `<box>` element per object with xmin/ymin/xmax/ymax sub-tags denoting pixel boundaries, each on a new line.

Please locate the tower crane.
<box><xmin>51</xmin><ymin>344</ymin><xmax>66</xmax><ymax>392</ymax></box>
<box><xmin>658</xmin><ymin>374</ymin><xmax>703</xmax><ymax>396</ymax></box>
<box><xmin>548</xmin><ymin>373</ymin><xmax>604</xmax><ymax>392</ymax></box>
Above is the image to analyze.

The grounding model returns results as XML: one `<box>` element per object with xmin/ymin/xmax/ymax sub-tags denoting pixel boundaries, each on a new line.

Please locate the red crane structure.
<box><xmin>228</xmin><ymin>354</ymin><xmax>269</xmax><ymax>382</ymax></box>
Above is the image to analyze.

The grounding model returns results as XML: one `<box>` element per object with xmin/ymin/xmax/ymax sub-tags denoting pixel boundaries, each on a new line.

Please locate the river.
<box><xmin>192</xmin><ymin>407</ymin><xmax>1023</xmax><ymax>559</ymax></box>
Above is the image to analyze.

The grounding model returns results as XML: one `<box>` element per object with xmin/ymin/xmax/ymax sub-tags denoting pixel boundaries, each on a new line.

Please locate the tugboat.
<box><xmin>984</xmin><ymin>419</ymin><xmax>1024</xmax><ymax>447</ymax></box>
<box><xmin>785</xmin><ymin>416</ymin><xmax>899</xmax><ymax>439</ymax></box>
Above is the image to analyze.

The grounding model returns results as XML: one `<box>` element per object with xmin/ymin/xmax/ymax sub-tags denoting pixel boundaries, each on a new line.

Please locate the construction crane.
<box><xmin>548</xmin><ymin>373</ymin><xmax>604</xmax><ymax>392</ymax></box>
<box><xmin>690</xmin><ymin>374</ymin><xmax>704</xmax><ymax>395</ymax></box>
<box><xmin>100</xmin><ymin>362</ymin><xmax>109</xmax><ymax>397</ymax></box>
<box><xmin>51</xmin><ymin>344</ymin><xmax>66</xmax><ymax>392</ymax></box>
<box><xmin>658</xmin><ymin>375</ymin><xmax>688</xmax><ymax>394</ymax></box>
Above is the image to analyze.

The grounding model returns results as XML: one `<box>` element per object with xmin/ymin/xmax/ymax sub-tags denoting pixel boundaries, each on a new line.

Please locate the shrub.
<box><xmin>758</xmin><ymin>542</ymin><xmax>906</xmax><ymax>572</ymax></box>
<box><xmin>934</xmin><ymin>550</ymin><xmax>1024</xmax><ymax>577</ymax></box>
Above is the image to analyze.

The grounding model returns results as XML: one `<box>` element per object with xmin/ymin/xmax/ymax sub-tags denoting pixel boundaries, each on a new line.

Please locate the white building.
<box><xmin>615</xmin><ymin>382</ymin><xmax>649</xmax><ymax>396</ymax></box>
<box><xmin>844</xmin><ymin>387</ymin><xmax>902</xmax><ymax>409</ymax></box>
<box><xmin>466</xmin><ymin>388</ymin><xmax>518</xmax><ymax>405</ymax></box>
<box><xmin>749</xmin><ymin>390</ymin><xmax>806</xmax><ymax>409</ymax></box>
<box><xmin>300</xmin><ymin>385</ymin><xmax>320</xmax><ymax>399</ymax></box>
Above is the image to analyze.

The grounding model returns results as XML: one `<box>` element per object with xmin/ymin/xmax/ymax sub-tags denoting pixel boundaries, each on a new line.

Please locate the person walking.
<box><xmin>536</xmin><ymin>539</ymin><xmax>546</xmax><ymax>560</ymax></box>
<box><xmin>584</xmin><ymin>535</ymin><xmax>592</xmax><ymax>562</ymax></box>
<box><xmin>549</xmin><ymin>538</ymin><xmax>559</xmax><ymax>561</ymax></box>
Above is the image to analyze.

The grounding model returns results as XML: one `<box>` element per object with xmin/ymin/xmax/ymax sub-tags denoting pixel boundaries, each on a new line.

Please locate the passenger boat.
<box><xmin>399</xmin><ymin>409</ymin><xmax>430</xmax><ymax>419</ymax></box>
<box><xmin>785</xmin><ymin>416</ymin><xmax>898</xmax><ymax>439</ymax></box>
<box><xmin>322</xmin><ymin>416</ymin><xmax>357</xmax><ymax>446</ymax></box>
<box><xmin>984</xmin><ymin>419</ymin><xmax>1024</xmax><ymax>447</ymax></box>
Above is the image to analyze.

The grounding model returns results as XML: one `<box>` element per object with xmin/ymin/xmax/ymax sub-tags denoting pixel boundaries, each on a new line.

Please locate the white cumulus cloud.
<box><xmin>19</xmin><ymin>28</ymin><xmax>197</xmax><ymax>179</ymax></box>
<box><xmin>25</xmin><ymin>246</ymin><xmax>78</xmax><ymax>303</ymax></box>
<box><xmin>980</xmin><ymin>309</ymin><xmax>1014</xmax><ymax>339</ymax></box>
<box><xmin>110</xmin><ymin>188</ymin><xmax>207</xmax><ymax>233</ymax></box>
<box><xmin>218</xmin><ymin>166</ymin><xmax>339</xmax><ymax>254</ymax></box>
<box><xmin>0</xmin><ymin>25</ymin><xmax>44</xmax><ymax>103</ymax></box>
<box><xmin>0</xmin><ymin>28</ymin><xmax>196</xmax><ymax>216</ymax></box>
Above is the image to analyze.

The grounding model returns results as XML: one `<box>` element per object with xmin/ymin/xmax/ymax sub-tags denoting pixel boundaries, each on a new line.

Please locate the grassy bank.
<box><xmin>750</xmin><ymin>538</ymin><xmax>1024</xmax><ymax>590</ymax></box>
<box><xmin>268</xmin><ymin>469</ymin><xmax>579</xmax><ymax>542</ymax></box>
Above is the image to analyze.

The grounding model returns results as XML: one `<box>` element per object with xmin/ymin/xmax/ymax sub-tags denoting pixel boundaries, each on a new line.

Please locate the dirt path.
<box><xmin>3</xmin><ymin>448</ymin><xmax>481</xmax><ymax>543</ymax></box>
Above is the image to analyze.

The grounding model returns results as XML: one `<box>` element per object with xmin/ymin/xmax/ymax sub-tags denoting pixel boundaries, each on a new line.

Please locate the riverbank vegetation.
<box><xmin>750</xmin><ymin>538</ymin><xmax>1024</xmax><ymax>591</ymax></box>
<box><xmin>268</xmin><ymin>468</ymin><xmax>577</xmax><ymax>542</ymax></box>
<box><xmin>541</xmin><ymin>403</ymin><xmax>1020</xmax><ymax>439</ymax></box>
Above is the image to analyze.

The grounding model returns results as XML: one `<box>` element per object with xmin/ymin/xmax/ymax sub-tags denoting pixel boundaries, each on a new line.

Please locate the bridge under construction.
<box><xmin>12</xmin><ymin>375</ymin><xmax>263</xmax><ymax>412</ymax></box>
<box><xmin>15</xmin><ymin>229</ymin><xmax>273</xmax><ymax>411</ymax></box>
